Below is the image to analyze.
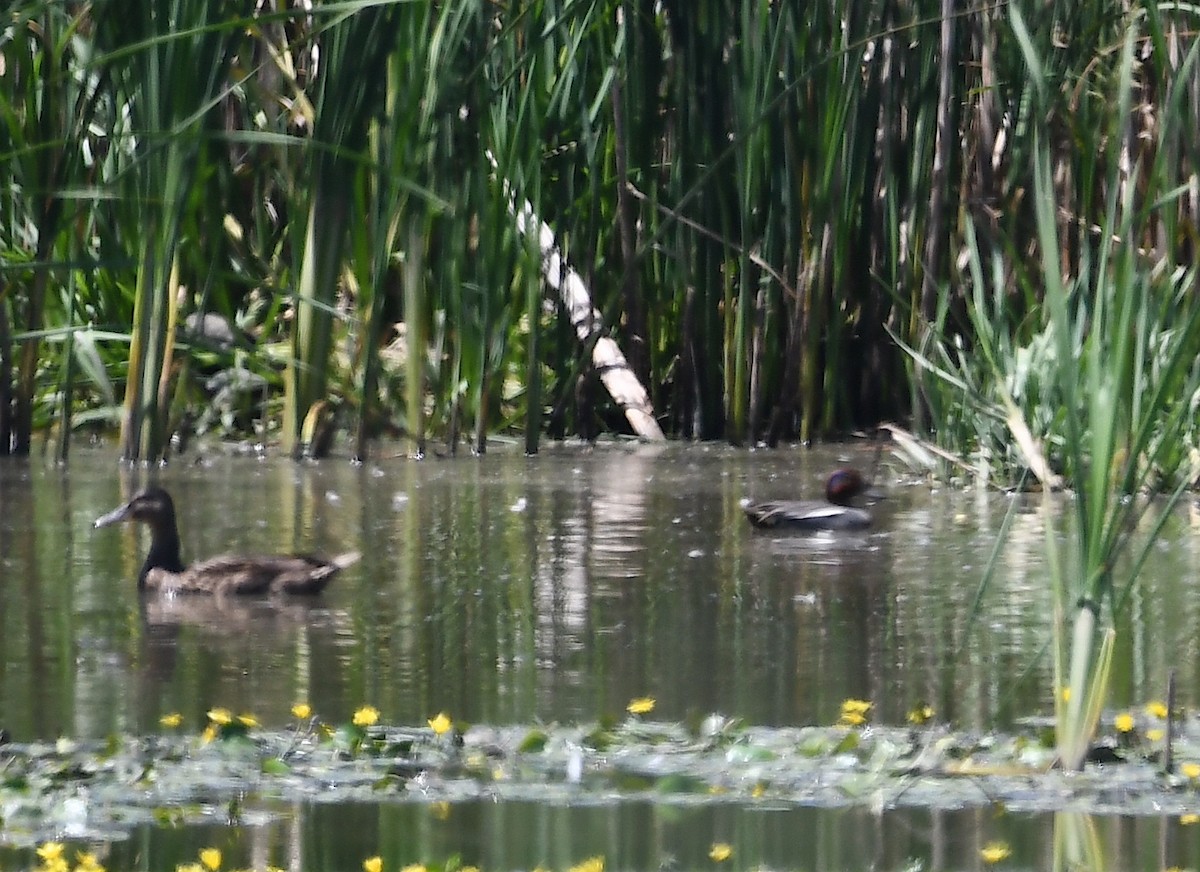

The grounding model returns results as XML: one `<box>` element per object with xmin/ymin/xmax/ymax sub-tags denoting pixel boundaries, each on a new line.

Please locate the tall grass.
<box><xmin>906</xmin><ymin>9</ymin><xmax>1200</xmax><ymax>768</ymax></box>
<box><xmin>1</xmin><ymin>1</ymin><xmax>1200</xmax><ymax>471</ymax></box>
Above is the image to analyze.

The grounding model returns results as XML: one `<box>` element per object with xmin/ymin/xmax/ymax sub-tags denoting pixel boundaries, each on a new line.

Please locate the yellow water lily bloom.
<box><xmin>627</xmin><ymin>697</ymin><xmax>655</xmax><ymax>715</ymax></box>
<box><xmin>207</xmin><ymin>708</ymin><xmax>233</xmax><ymax>726</ymax></box>
<box><xmin>199</xmin><ymin>847</ymin><xmax>222</xmax><ymax>871</ymax></box>
<box><xmin>362</xmin><ymin>857</ymin><xmax>383</xmax><ymax>872</ymax></box>
<box><xmin>907</xmin><ymin>704</ymin><xmax>934</xmax><ymax>725</ymax></box>
<box><xmin>353</xmin><ymin>705</ymin><xmax>380</xmax><ymax>728</ymax></box>
<box><xmin>1060</xmin><ymin>687</ymin><xmax>1071</xmax><ymax>703</ymax></box>
<box><xmin>160</xmin><ymin>712</ymin><xmax>183</xmax><ymax>728</ymax></box>
<box><xmin>237</xmin><ymin>714</ymin><xmax>259</xmax><ymax>728</ymax></box>
<box><xmin>292</xmin><ymin>703</ymin><xmax>312</xmax><ymax>720</ymax></box>
<box><xmin>36</xmin><ymin>842</ymin><xmax>65</xmax><ymax>862</ymax></box>
<box><xmin>200</xmin><ymin>724</ymin><xmax>218</xmax><ymax>745</ymax></box>
<box><xmin>1183</xmin><ymin>762</ymin><xmax>1200</xmax><ymax>780</ymax></box>
<box><xmin>176</xmin><ymin>864</ymin><xmax>204</xmax><ymax>872</ymax></box>
<box><xmin>840</xmin><ymin>700</ymin><xmax>872</xmax><ymax>725</ymax></box>
<box><xmin>1113</xmin><ymin>712</ymin><xmax>1134</xmax><ymax>733</ymax></box>
<box><xmin>567</xmin><ymin>858</ymin><xmax>604</xmax><ymax>872</ymax></box>
<box><xmin>399</xmin><ymin>865</ymin><xmax>427</xmax><ymax>872</ymax></box>
<box><xmin>980</xmin><ymin>841</ymin><xmax>1011</xmax><ymax>863</ymax></box>
<box><xmin>428</xmin><ymin>712</ymin><xmax>453</xmax><ymax>735</ymax></box>
<box><xmin>1146</xmin><ymin>701</ymin><xmax>1169</xmax><ymax>719</ymax></box>
<box><xmin>708</xmin><ymin>842</ymin><xmax>733</xmax><ymax>862</ymax></box>
<box><xmin>1147</xmin><ymin>728</ymin><xmax>1165</xmax><ymax>742</ymax></box>
<box><xmin>74</xmin><ymin>850</ymin><xmax>106</xmax><ymax>872</ymax></box>
<box><xmin>1182</xmin><ymin>813</ymin><xmax>1200</xmax><ymax>825</ymax></box>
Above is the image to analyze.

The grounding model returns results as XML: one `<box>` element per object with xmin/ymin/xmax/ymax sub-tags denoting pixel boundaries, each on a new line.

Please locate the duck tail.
<box><xmin>331</xmin><ymin>551</ymin><xmax>362</xmax><ymax>570</ymax></box>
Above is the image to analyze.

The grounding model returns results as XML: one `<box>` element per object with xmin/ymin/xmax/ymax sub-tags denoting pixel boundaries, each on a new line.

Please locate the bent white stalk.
<box><xmin>488</xmin><ymin>152</ymin><xmax>664</xmax><ymax>441</ymax></box>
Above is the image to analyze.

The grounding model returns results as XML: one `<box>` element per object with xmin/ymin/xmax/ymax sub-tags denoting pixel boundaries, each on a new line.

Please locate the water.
<box><xmin>3</xmin><ymin>443</ymin><xmax>1200</xmax><ymax>870</ymax></box>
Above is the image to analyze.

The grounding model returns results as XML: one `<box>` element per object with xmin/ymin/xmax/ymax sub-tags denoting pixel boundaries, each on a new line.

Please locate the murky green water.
<box><xmin>4</xmin><ymin>443</ymin><xmax>1200</xmax><ymax>870</ymax></box>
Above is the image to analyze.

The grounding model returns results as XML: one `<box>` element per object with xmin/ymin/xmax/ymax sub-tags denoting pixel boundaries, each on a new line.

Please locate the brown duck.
<box><xmin>95</xmin><ymin>486</ymin><xmax>360</xmax><ymax>595</ymax></box>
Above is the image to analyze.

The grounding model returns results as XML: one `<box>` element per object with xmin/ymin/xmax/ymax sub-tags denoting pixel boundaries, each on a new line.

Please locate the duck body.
<box><xmin>744</xmin><ymin>468</ymin><xmax>874</xmax><ymax>531</ymax></box>
<box><xmin>95</xmin><ymin>487</ymin><xmax>360</xmax><ymax>595</ymax></box>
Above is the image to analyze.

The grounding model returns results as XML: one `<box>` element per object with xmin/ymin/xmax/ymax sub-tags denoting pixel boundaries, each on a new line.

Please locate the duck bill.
<box><xmin>94</xmin><ymin>502</ymin><xmax>133</xmax><ymax>529</ymax></box>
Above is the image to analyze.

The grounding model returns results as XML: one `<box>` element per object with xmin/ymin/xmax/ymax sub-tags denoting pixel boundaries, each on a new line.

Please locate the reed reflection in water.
<box><xmin>2</xmin><ymin>445</ymin><xmax>1200</xmax><ymax>743</ymax></box>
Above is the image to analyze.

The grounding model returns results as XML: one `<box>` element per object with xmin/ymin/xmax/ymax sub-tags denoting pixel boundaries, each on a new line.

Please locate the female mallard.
<box><xmin>94</xmin><ymin>486</ymin><xmax>360</xmax><ymax>595</ymax></box>
<box><xmin>743</xmin><ymin>468</ymin><xmax>876</xmax><ymax>531</ymax></box>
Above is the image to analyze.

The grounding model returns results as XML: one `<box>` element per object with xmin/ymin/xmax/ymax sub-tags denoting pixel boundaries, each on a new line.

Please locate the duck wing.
<box><xmin>147</xmin><ymin>552</ymin><xmax>361</xmax><ymax>596</ymax></box>
<box><xmin>744</xmin><ymin>500</ymin><xmax>871</xmax><ymax>531</ymax></box>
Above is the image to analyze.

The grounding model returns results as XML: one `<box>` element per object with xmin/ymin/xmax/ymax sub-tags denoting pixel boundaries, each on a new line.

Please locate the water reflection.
<box><xmin>7</xmin><ymin>446</ymin><xmax>1200</xmax><ymax>867</ymax></box>
<box><xmin>5</xmin><ymin>445</ymin><xmax>1200</xmax><ymax>742</ymax></box>
<box><xmin>5</xmin><ymin>801</ymin><xmax>1200</xmax><ymax>871</ymax></box>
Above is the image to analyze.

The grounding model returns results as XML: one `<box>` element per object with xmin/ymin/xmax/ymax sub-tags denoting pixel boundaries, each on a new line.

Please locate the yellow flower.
<box><xmin>1183</xmin><ymin>763</ymin><xmax>1200</xmax><ymax>780</ymax></box>
<box><xmin>207</xmin><ymin>708</ymin><xmax>233</xmax><ymax>726</ymax></box>
<box><xmin>980</xmin><ymin>841</ymin><xmax>1011</xmax><ymax>863</ymax></box>
<box><xmin>1060</xmin><ymin>687</ymin><xmax>1071</xmax><ymax>703</ymax></box>
<box><xmin>567</xmin><ymin>858</ymin><xmax>604</xmax><ymax>872</ymax></box>
<box><xmin>907</xmin><ymin>704</ymin><xmax>934</xmax><ymax>725</ymax></box>
<box><xmin>1148</xmin><ymin>728</ymin><xmax>1166</xmax><ymax>742</ymax></box>
<box><xmin>627</xmin><ymin>697</ymin><xmax>655</xmax><ymax>715</ymax></box>
<box><xmin>36</xmin><ymin>843</ymin><xmax>65</xmax><ymax>863</ymax></box>
<box><xmin>75</xmin><ymin>850</ymin><xmax>106</xmax><ymax>872</ymax></box>
<box><xmin>1182</xmin><ymin>814</ymin><xmax>1200</xmax><ymax>825</ymax></box>
<box><xmin>353</xmin><ymin>705</ymin><xmax>380</xmax><ymax>728</ymax></box>
<box><xmin>399</xmin><ymin>866</ymin><xmax>427</xmax><ymax>872</ymax></box>
<box><xmin>199</xmin><ymin>848</ymin><xmax>222</xmax><ymax>871</ymax></box>
<box><xmin>160</xmin><ymin>712</ymin><xmax>183</xmax><ymax>728</ymax></box>
<box><xmin>1146</xmin><ymin>701</ymin><xmax>1169</xmax><ymax>719</ymax></box>
<box><xmin>200</xmin><ymin>724</ymin><xmax>218</xmax><ymax>745</ymax></box>
<box><xmin>176</xmin><ymin>865</ymin><xmax>204</xmax><ymax>872</ymax></box>
<box><xmin>237</xmin><ymin>714</ymin><xmax>259</xmax><ymax>728</ymax></box>
<box><xmin>751</xmin><ymin>782</ymin><xmax>766</xmax><ymax>798</ymax></box>
<box><xmin>428</xmin><ymin>712</ymin><xmax>453</xmax><ymax>735</ymax></box>
<box><xmin>292</xmin><ymin>703</ymin><xmax>312</xmax><ymax>720</ymax></box>
<box><xmin>1114</xmin><ymin>712</ymin><xmax>1135</xmax><ymax>733</ymax></box>
<box><xmin>362</xmin><ymin>858</ymin><xmax>382</xmax><ymax>872</ymax></box>
<box><xmin>840</xmin><ymin>699</ymin><xmax>872</xmax><ymax>725</ymax></box>
<box><xmin>709</xmin><ymin>842</ymin><xmax>733</xmax><ymax>862</ymax></box>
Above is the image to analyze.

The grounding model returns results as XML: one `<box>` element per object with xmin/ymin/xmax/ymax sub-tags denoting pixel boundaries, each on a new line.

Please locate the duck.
<box><xmin>94</xmin><ymin>486</ymin><xmax>360</xmax><ymax>595</ymax></box>
<box><xmin>743</xmin><ymin>468</ymin><xmax>876</xmax><ymax>531</ymax></box>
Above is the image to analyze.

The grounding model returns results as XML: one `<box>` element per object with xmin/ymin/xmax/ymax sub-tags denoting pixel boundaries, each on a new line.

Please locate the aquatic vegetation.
<box><xmin>708</xmin><ymin>843</ymin><xmax>733</xmax><ymax>863</ymax></box>
<box><xmin>980</xmin><ymin>841</ymin><xmax>1011</xmax><ymax>864</ymax></box>
<box><xmin>5</xmin><ymin>704</ymin><xmax>1200</xmax><ymax>857</ymax></box>
<box><xmin>625</xmin><ymin>698</ymin><xmax>655</xmax><ymax>716</ymax></box>
<box><xmin>838</xmin><ymin>699</ymin><xmax>872</xmax><ymax>727</ymax></box>
<box><xmin>353</xmin><ymin>707</ymin><xmax>381</xmax><ymax>729</ymax></box>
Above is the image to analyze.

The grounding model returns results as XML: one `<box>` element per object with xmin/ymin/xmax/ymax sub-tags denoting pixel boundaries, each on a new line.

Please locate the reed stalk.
<box><xmin>6</xmin><ymin>0</ymin><xmax>1200</xmax><ymax>468</ymax></box>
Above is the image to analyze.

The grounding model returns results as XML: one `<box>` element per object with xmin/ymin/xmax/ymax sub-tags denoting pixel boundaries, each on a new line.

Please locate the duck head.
<box><xmin>825</xmin><ymin>469</ymin><xmax>873</xmax><ymax>506</ymax></box>
<box><xmin>95</xmin><ymin>487</ymin><xmax>186</xmax><ymax>584</ymax></box>
<box><xmin>94</xmin><ymin>487</ymin><xmax>178</xmax><ymax>529</ymax></box>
